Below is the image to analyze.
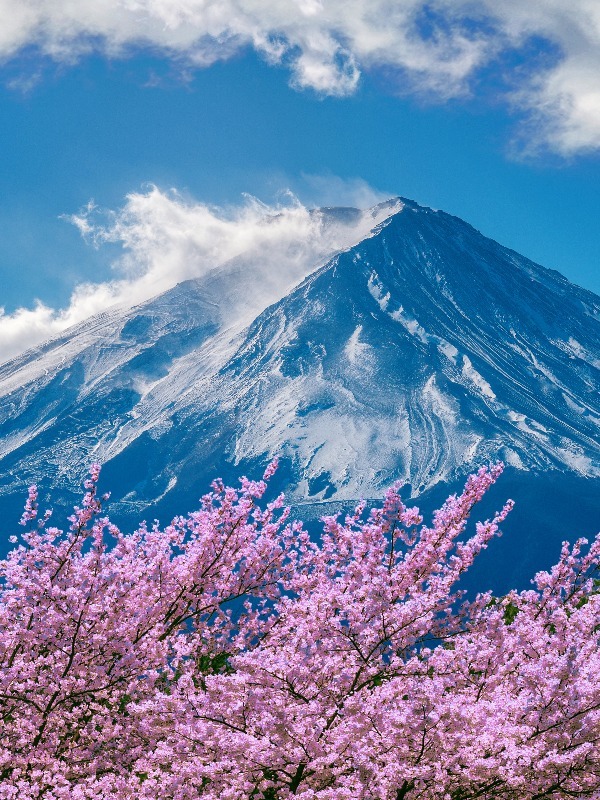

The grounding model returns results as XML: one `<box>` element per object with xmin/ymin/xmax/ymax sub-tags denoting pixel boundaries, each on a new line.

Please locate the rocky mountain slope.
<box><xmin>1</xmin><ymin>197</ymin><xmax>598</xmax><ymax>587</ymax></box>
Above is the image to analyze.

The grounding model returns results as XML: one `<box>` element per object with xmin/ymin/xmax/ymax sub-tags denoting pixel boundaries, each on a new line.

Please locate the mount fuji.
<box><xmin>1</xmin><ymin>198</ymin><xmax>599</xmax><ymax>589</ymax></box>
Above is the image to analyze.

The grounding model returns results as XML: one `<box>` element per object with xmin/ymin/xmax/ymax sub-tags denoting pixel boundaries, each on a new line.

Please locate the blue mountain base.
<box><xmin>3</xmin><ymin>459</ymin><xmax>598</xmax><ymax>597</ymax></box>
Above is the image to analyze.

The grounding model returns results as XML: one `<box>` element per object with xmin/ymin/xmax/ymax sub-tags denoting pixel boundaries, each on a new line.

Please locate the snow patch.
<box><xmin>503</xmin><ymin>448</ymin><xmax>524</xmax><ymax>469</ymax></box>
<box><xmin>553</xmin><ymin>337</ymin><xmax>600</xmax><ymax>368</ymax></box>
<box><xmin>153</xmin><ymin>475</ymin><xmax>178</xmax><ymax>504</ymax></box>
<box><xmin>562</xmin><ymin>393</ymin><xmax>586</xmax><ymax>414</ymax></box>
<box><xmin>556</xmin><ymin>448</ymin><xmax>595</xmax><ymax>475</ymax></box>
<box><xmin>367</xmin><ymin>272</ymin><xmax>390</xmax><ymax>311</ymax></box>
<box><xmin>461</xmin><ymin>355</ymin><xmax>496</xmax><ymax>399</ymax></box>
<box><xmin>438</xmin><ymin>341</ymin><xmax>458</xmax><ymax>364</ymax></box>
<box><xmin>344</xmin><ymin>325</ymin><xmax>370</xmax><ymax>364</ymax></box>
<box><xmin>422</xmin><ymin>375</ymin><xmax>456</xmax><ymax>425</ymax></box>
<box><xmin>390</xmin><ymin>307</ymin><xmax>429</xmax><ymax>344</ymax></box>
<box><xmin>507</xmin><ymin>411</ymin><xmax>548</xmax><ymax>439</ymax></box>
<box><xmin>463</xmin><ymin>435</ymin><xmax>483</xmax><ymax>462</ymax></box>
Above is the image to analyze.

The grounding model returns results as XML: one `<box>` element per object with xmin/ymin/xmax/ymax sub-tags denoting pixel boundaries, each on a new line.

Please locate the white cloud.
<box><xmin>471</xmin><ymin>0</ymin><xmax>600</xmax><ymax>155</ymax></box>
<box><xmin>1</xmin><ymin>1</ymin><xmax>600</xmax><ymax>154</ymax></box>
<box><xmin>0</xmin><ymin>0</ymin><xmax>600</xmax><ymax>155</ymax></box>
<box><xmin>0</xmin><ymin>0</ymin><xmax>483</xmax><ymax>97</ymax></box>
<box><xmin>295</xmin><ymin>173</ymin><xmax>392</xmax><ymax>209</ymax></box>
<box><xmin>0</xmin><ymin>185</ymin><xmax>397</xmax><ymax>364</ymax></box>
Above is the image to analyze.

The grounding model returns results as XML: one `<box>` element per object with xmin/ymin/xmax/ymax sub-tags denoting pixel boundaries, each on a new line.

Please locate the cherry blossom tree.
<box><xmin>0</xmin><ymin>462</ymin><xmax>598</xmax><ymax>799</ymax></box>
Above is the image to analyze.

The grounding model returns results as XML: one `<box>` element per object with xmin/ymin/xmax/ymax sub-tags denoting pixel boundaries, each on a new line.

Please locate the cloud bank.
<box><xmin>1</xmin><ymin>1</ymin><xmax>600</xmax><ymax>154</ymax></box>
<box><xmin>0</xmin><ymin>185</ymin><xmax>395</xmax><ymax>364</ymax></box>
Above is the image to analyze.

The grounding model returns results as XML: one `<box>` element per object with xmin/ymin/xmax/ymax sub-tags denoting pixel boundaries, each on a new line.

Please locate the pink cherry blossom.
<box><xmin>0</xmin><ymin>462</ymin><xmax>598</xmax><ymax>799</ymax></box>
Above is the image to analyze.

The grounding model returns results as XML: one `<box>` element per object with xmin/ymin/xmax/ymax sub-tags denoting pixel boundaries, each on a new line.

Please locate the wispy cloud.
<box><xmin>0</xmin><ymin>1</ymin><xmax>599</xmax><ymax>155</ymax></box>
<box><xmin>295</xmin><ymin>173</ymin><xmax>392</xmax><ymax>209</ymax></box>
<box><xmin>0</xmin><ymin>184</ymin><xmax>395</xmax><ymax>364</ymax></box>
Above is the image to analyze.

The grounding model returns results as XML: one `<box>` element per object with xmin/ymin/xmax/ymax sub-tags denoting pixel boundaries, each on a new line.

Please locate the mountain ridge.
<box><xmin>0</xmin><ymin>197</ymin><xmax>598</xmax><ymax>570</ymax></box>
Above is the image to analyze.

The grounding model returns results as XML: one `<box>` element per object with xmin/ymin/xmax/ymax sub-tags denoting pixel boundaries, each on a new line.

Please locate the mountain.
<box><xmin>1</xmin><ymin>198</ymin><xmax>599</xmax><ymax>589</ymax></box>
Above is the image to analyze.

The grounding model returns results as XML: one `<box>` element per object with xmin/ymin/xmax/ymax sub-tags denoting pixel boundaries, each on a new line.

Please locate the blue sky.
<box><xmin>1</xmin><ymin>0</ymin><xmax>600</xmax><ymax>359</ymax></box>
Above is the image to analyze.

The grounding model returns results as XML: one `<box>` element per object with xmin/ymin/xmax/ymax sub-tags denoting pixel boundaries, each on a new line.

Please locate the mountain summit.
<box><xmin>1</xmin><ymin>198</ymin><xmax>599</xmax><ymax>566</ymax></box>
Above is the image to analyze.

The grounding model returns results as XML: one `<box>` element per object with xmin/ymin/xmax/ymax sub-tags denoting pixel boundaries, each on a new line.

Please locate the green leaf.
<box><xmin>503</xmin><ymin>602</ymin><xmax>519</xmax><ymax>625</ymax></box>
<box><xmin>118</xmin><ymin>693</ymin><xmax>132</xmax><ymax>715</ymax></box>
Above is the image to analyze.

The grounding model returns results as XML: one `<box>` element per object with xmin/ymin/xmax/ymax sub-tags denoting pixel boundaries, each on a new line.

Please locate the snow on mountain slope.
<box><xmin>0</xmin><ymin>197</ymin><xmax>599</xmax><ymax>531</ymax></box>
<box><xmin>0</xmin><ymin>202</ymin><xmax>400</xmax><ymax>505</ymax></box>
<box><xmin>215</xmin><ymin>198</ymin><xmax>600</xmax><ymax>501</ymax></box>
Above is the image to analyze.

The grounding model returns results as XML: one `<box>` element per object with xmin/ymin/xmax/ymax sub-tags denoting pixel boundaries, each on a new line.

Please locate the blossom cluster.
<box><xmin>0</xmin><ymin>463</ymin><xmax>598</xmax><ymax>799</ymax></box>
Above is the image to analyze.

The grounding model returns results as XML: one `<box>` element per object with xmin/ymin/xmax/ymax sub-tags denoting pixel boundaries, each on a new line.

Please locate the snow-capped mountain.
<box><xmin>1</xmin><ymin>197</ymin><xmax>599</xmax><ymax>584</ymax></box>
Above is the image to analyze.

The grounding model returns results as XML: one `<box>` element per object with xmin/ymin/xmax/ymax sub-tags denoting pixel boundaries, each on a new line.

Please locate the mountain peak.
<box><xmin>0</xmin><ymin>200</ymin><xmax>598</xmax><ymax>543</ymax></box>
